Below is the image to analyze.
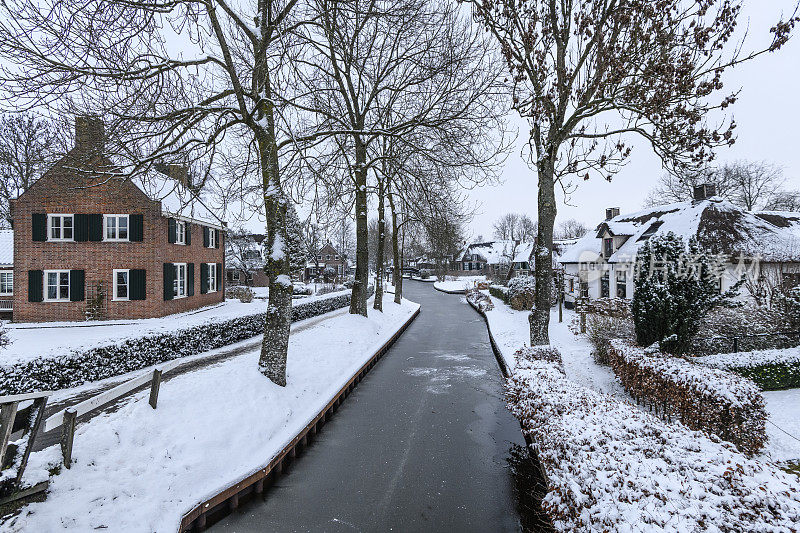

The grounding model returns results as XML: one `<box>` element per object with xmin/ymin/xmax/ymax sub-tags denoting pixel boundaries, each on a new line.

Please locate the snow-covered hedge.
<box><xmin>0</xmin><ymin>288</ymin><xmax>371</xmax><ymax>394</ymax></box>
<box><xmin>488</xmin><ymin>284</ymin><xmax>509</xmax><ymax>304</ymax></box>
<box><xmin>466</xmin><ymin>288</ymin><xmax>494</xmax><ymax>313</ymax></box>
<box><xmin>608</xmin><ymin>340</ymin><xmax>766</xmax><ymax>454</ymax></box>
<box><xmin>506</xmin><ymin>352</ymin><xmax>800</xmax><ymax>531</ymax></box>
<box><xmin>693</xmin><ymin>346</ymin><xmax>800</xmax><ymax>391</ymax></box>
<box><xmin>513</xmin><ymin>345</ymin><xmax>563</xmax><ymax>373</ymax></box>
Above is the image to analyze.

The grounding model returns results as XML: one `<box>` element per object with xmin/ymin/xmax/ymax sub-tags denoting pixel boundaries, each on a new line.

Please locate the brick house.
<box><xmin>225</xmin><ymin>232</ymin><xmax>270</xmax><ymax>287</ymax></box>
<box><xmin>303</xmin><ymin>242</ymin><xmax>349</xmax><ymax>282</ymax></box>
<box><xmin>10</xmin><ymin>117</ymin><xmax>226</xmax><ymax>322</ymax></box>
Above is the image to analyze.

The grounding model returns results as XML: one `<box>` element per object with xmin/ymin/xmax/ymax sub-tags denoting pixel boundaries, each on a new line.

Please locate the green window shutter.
<box><xmin>185</xmin><ymin>222</ymin><xmax>192</xmax><ymax>245</ymax></box>
<box><xmin>69</xmin><ymin>270</ymin><xmax>85</xmax><ymax>301</ymax></box>
<box><xmin>187</xmin><ymin>263</ymin><xmax>195</xmax><ymax>296</ymax></box>
<box><xmin>88</xmin><ymin>214</ymin><xmax>103</xmax><ymax>241</ymax></box>
<box><xmin>214</xmin><ymin>229</ymin><xmax>220</xmax><ymax>248</ymax></box>
<box><xmin>202</xmin><ymin>226</ymin><xmax>209</xmax><ymax>247</ymax></box>
<box><xmin>129</xmin><ymin>215</ymin><xmax>144</xmax><ymax>242</ymax></box>
<box><xmin>28</xmin><ymin>270</ymin><xmax>43</xmax><ymax>302</ymax></box>
<box><xmin>32</xmin><ymin>214</ymin><xmax>46</xmax><ymax>241</ymax></box>
<box><xmin>74</xmin><ymin>214</ymin><xmax>89</xmax><ymax>241</ymax></box>
<box><xmin>130</xmin><ymin>269</ymin><xmax>146</xmax><ymax>300</ymax></box>
<box><xmin>163</xmin><ymin>263</ymin><xmax>175</xmax><ymax>300</ymax></box>
<box><xmin>200</xmin><ymin>263</ymin><xmax>208</xmax><ymax>294</ymax></box>
<box><xmin>216</xmin><ymin>263</ymin><xmax>223</xmax><ymax>292</ymax></box>
<box><xmin>168</xmin><ymin>218</ymin><xmax>176</xmax><ymax>244</ymax></box>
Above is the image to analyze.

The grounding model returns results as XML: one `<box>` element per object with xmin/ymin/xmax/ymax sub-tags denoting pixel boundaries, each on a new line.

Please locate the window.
<box><xmin>48</xmin><ymin>214</ymin><xmax>74</xmax><ymax>241</ymax></box>
<box><xmin>603</xmin><ymin>237</ymin><xmax>614</xmax><ymax>258</ymax></box>
<box><xmin>113</xmin><ymin>269</ymin><xmax>129</xmax><ymax>300</ymax></box>
<box><xmin>173</xmin><ymin>263</ymin><xmax>187</xmax><ymax>298</ymax></box>
<box><xmin>175</xmin><ymin>221</ymin><xmax>187</xmax><ymax>245</ymax></box>
<box><xmin>207</xmin><ymin>228</ymin><xmax>216</xmax><ymax>248</ymax></box>
<box><xmin>231</xmin><ymin>270</ymin><xmax>240</xmax><ymax>282</ymax></box>
<box><xmin>104</xmin><ymin>215</ymin><xmax>129</xmax><ymax>241</ymax></box>
<box><xmin>568</xmin><ymin>279</ymin><xmax>575</xmax><ymax>293</ymax></box>
<box><xmin>207</xmin><ymin>263</ymin><xmax>217</xmax><ymax>292</ymax></box>
<box><xmin>616</xmin><ymin>270</ymin><xmax>627</xmax><ymax>298</ymax></box>
<box><xmin>0</xmin><ymin>271</ymin><xmax>12</xmax><ymax>295</ymax></box>
<box><xmin>326</xmin><ymin>254</ymin><xmax>331</xmax><ymax>260</ymax></box>
<box><xmin>601</xmin><ymin>271</ymin><xmax>610</xmax><ymax>298</ymax></box>
<box><xmin>44</xmin><ymin>270</ymin><xmax>70</xmax><ymax>301</ymax></box>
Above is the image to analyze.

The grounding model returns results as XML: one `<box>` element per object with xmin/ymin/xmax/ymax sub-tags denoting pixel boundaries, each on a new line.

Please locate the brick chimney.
<box><xmin>605</xmin><ymin>207</ymin><xmax>620</xmax><ymax>220</ymax></box>
<box><xmin>693</xmin><ymin>183</ymin><xmax>717</xmax><ymax>201</ymax></box>
<box><xmin>74</xmin><ymin>116</ymin><xmax>105</xmax><ymax>153</ymax></box>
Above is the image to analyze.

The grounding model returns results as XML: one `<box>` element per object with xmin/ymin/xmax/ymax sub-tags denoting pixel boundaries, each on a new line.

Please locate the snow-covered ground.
<box><xmin>479</xmin><ymin>293</ymin><xmax>800</xmax><ymax>463</ymax></box>
<box><xmin>8</xmin><ymin>298</ymin><xmax>419</xmax><ymax>532</ymax></box>
<box><xmin>1</xmin><ymin>290</ymin><xmax>350</xmax><ymax>366</ymax></box>
<box><xmin>433</xmin><ymin>275</ymin><xmax>486</xmax><ymax>293</ymax></box>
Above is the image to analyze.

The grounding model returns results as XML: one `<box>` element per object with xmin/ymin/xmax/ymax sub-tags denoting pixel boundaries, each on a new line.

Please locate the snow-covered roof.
<box><xmin>560</xmin><ymin>198</ymin><xmax>800</xmax><ymax>264</ymax></box>
<box><xmin>0</xmin><ymin>229</ymin><xmax>12</xmax><ymax>266</ymax></box>
<box><xmin>132</xmin><ymin>172</ymin><xmax>224</xmax><ymax>228</ymax></box>
<box><xmin>461</xmin><ymin>240</ymin><xmax>517</xmax><ymax>265</ymax></box>
<box><xmin>512</xmin><ymin>242</ymin><xmax>535</xmax><ymax>264</ymax></box>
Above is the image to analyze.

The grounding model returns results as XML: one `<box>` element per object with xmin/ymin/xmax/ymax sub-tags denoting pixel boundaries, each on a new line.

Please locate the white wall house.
<box><xmin>0</xmin><ymin>229</ymin><xmax>13</xmax><ymax>311</ymax></box>
<box><xmin>559</xmin><ymin>188</ymin><xmax>800</xmax><ymax>307</ymax></box>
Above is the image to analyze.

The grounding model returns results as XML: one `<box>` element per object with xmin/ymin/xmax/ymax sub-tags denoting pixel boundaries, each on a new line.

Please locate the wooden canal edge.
<box><xmin>177</xmin><ymin>306</ymin><xmax>421</xmax><ymax>532</ymax></box>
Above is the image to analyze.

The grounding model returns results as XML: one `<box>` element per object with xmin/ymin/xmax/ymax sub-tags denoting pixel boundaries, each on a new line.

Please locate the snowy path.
<box><xmin>212</xmin><ymin>280</ymin><xmax>525</xmax><ymax>532</ymax></box>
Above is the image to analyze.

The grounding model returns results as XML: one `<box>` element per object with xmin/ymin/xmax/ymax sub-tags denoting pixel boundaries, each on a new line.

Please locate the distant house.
<box><xmin>0</xmin><ymin>230</ymin><xmax>13</xmax><ymax>314</ymax></box>
<box><xmin>452</xmin><ymin>240</ymin><xmax>517</xmax><ymax>278</ymax></box>
<box><xmin>225</xmin><ymin>233</ymin><xmax>269</xmax><ymax>287</ymax></box>
<box><xmin>303</xmin><ymin>242</ymin><xmax>349</xmax><ymax>282</ymax></box>
<box><xmin>10</xmin><ymin>116</ymin><xmax>226</xmax><ymax>322</ymax></box>
<box><xmin>509</xmin><ymin>239</ymin><xmax>577</xmax><ymax>278</ymax></box>
<box><xmin>559</xmin><ymin>186</ymin><xmax>800</xmax><ymax>307</ymax></box>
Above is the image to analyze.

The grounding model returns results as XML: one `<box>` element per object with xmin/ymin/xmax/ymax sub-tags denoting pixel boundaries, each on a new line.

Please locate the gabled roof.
<box><xmin>512</xmin><ymin>242</ymin><xmax>535</xmax><ymax>264</ymax></box>
<box><xmin>460</xmin><ymin>240</ymin><xmax>517</xmax><ymax>265</ymax></box>
<box><xmin>560</xmin><ymin>198</ymin><xmax>800</xmax><ymax>264</ymax></box>
<box><xmin>132</xmin><ymin>171</ymin><xmax>224</xmax><ymax>228</ymax></box>
<box><xmin>0</xmin><ymin>229</ymin><xmax>13</xmax><ymax>266</ymax></box>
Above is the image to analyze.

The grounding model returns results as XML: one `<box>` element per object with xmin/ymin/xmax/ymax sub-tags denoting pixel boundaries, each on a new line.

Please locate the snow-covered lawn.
<box><xmin>433</xmin><ymin>275</ymin><xmax>486</xmax><ymax>293</ymax></box>
<box><xmin>479</xmin><ymin>293</ymin><xmax>800</xmax><ymax>462</ymax></box>
<box><xmin>1</xmin><ymin>290</ymin><xmax>350</xmax><ymax>366</ymax></box>
<box><xmin>8</xmin><ymin>298</ymin><xmax>419</xmax><ymax>532</ymax></box>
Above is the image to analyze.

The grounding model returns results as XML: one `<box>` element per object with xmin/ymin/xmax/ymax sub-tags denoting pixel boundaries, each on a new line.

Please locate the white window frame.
<box><xmin>47</xmin><ymin>214</ymin><xmax>74</xmax><ymax>242</ymax></box>
<box><xmin>175</xmin><ymin>221</ymin><xmax>187</xmax><ymax>245</ymax></box>
<box><xmin>104</xmin><ymin>214</ymin><xmax>130</xmax><ymax>242</ymax></box>
<box><xmin>173</xmin><ymin>263</ymin><xmax>187</xmax><ymax>298</ymax></box>
<box><xmin>44</xmin><ymin>269</ymin><xmax>70</xmax><ymax>302</ymax></box>
<box><xmin>0</xmin><ymin>271</ymin><xmax>12</xmax><ymax>295</ymax></box>
<box><xmin>207</xmin><ymin>263</ymin><xmax>217</xmax><ymax>292</ymax></box>
<box><xmin>113</xmin><ymin>269</ymin><xmax>130</xmax><ymax>301</ymax></box>
<box><xmin>207</xmin><ymin>228</ymin><xmax>216</xmax><ymax>248</ymax></box>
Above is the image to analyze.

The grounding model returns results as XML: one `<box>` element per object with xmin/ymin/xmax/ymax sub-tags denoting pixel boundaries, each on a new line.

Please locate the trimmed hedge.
<box><xmin>488</xmin><ymin>284</ymin><xmax>509</xmax><ymax>304</ymax></box>
<box><xmin>608</xmin><ymin>340</ymin><xmax>766</xmax><ymax>455</ymax></box>
<box><xmin>466</xmin><ymin>288</ymin><xmax>494</xmax><ymax>313</ymax></box>
<box><xmin>506</xmin><ymin>348</ymin><xmax>800</xmax><ymax>531</ymax></box>
<box><xmin>693</xmin><ymin>347</ymin><xmax>800</xmax><ymax>390</ymax></box>
<box><xmin>0</xmin><ymin>288</ymin><xmax>372</xmax><ymax>395</ymax></box>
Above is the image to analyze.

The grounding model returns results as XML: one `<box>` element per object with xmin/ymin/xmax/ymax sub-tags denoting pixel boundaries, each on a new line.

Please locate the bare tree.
<box><xmin>493</xmin><ymin>212</ymin><xmax>537</xmax><ymax>241</ymax></box>
<box><xmin>556</xmin><ymin>218</ymin><xmax>589</xmax><ymax>240</ymax></box>
<box><xmin>298</xmin><ymin>0</ymin><xmax>509</xmax><ymax>316</ymax></box>
<box><xmin>0</xmin><ymin>113</ymin><xmax>65</xmax><ymax>226</ymax></box>
<box><xmin>0</xmin><ymin>0</ymin><xmax>320</xmax><ymax>386</ymax></box>
<box><xmin>225</xmin><ymin>229</ymin><xmax>264</xmax><ymax>286</ymax></box>
<box><xmin>645</xmin><ymin>161</ymin><xmax>800</xmax><ymax>211</ymax></box>
<box><xmin>468</xmin><ymin>0</ymin><xmax>799</xmax><ymax>344</ymax></box>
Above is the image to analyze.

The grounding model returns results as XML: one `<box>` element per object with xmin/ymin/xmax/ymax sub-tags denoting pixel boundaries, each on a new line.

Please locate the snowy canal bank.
<box><xmin>5</xmin><ymin>299</ymin><xmax>419</xmax><ymax>532</ymax></box>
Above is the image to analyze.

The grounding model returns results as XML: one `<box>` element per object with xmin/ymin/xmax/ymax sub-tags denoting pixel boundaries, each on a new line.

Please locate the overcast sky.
<box><xmin>464</xmin><ymin>0</ymin><xmax>800</xmax><ymax>240</ymax></box>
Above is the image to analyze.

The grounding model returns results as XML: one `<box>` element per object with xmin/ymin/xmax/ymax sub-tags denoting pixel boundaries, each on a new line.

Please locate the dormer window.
<box><xmin>603</xmin><ymin>237</ymin><xmax>614</xmax><ymax>258</ymax></box>
<box><xmin>48</xmin><ymin>214</ymin><xmax>74</xmax><ymax>241</ymax></box>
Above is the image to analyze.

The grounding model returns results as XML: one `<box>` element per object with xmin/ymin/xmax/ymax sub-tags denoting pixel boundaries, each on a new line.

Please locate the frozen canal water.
<box><xmin>213</xmin><ymin>280</ymin><xmax>525</xmax><ymax>532</ymax></box>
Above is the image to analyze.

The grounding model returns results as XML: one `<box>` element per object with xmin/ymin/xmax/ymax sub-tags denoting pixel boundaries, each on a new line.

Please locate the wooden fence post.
<box><xmin>61</xmin><ymin>409</ymin><xmax>77</xmax><ymax>468</ymax></box>
<box><xmin>149</xmin><ymin>369</ymin><xmax>163</xmax><ymax>409</ymax></box>
<box><xmin>0</xmin><ymin>402</ymin><xmax>19</xmax><ymax>468</ymax></box>
<box><xmin>580</xmin><ymin>312</ymin><xmax>586</xmax><ymax>334</ymax></box>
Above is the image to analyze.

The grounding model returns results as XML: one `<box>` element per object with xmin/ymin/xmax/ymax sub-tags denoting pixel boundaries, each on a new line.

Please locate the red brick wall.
<box><xmin>11</xmin><ymin>153</ymin><xmax>224</xmax><ymax>323</ymax></box>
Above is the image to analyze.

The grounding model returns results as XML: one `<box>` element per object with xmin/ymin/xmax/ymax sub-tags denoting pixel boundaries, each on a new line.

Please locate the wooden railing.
<box><xmin>0</xmin><ymin>391</ymin><xmax>52</xmax><ymax>503</ymax></box>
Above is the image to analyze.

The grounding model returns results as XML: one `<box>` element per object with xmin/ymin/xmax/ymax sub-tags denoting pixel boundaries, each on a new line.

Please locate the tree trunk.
<box><xmin>350</xmin><ymin>137</ymin><xmax>369</xmax><ymax>316</ymax></box>
<box><xmin>389</xmin><ymin>190</ymin><xmax>402</xmax><ymax>304</ymax></box>
<box><xmin>374</xmin><ymin>175</ymin><xmax>386</xmax><ymax>311</ymax></box>
<box><xmin>257</xmin><ymin>69</ymin><xmax>292</xmax><ymax>387</ymax></box>
<box><xmin>529</xmin><ymin>159</ymin><xmax>556</xmax><ymax>345</ymax></box>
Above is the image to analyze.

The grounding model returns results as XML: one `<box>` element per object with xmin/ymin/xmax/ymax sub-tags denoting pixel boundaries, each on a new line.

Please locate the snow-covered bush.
<box><xmin>693</xmin><ymin>346</ymin><xmax>800</xmax><ymax>390</ymax></box>
<box><xmin>0</xmin><ymin>288</ymin><xmax>371</xmax><ymax>394</ymax></box>
<box><xmin>632</xmin><ymin>232</ymin><xmax>742</xmax><ymax>355</ymax></box>
<box><xmin>506</xmin><ymin>354</ymin><xmax>800</xmax><ymax>531</ymax></box>
<box><xmin>238</xmin><ymin>287</ymin><xmax>254</xmax><ymax>303</ymax></box>
<box><xmin>607</xmin><ymin>340</ymin><xmax>766</xmax><ymax>454</ymax></box>
<box><xmin>694</xmin><ymin>303</ymin><xmax>799</xmax><ymax>355</ymax></box>
<box><xmin>574</xmin><ymin>297</ymin><xmax>630</xmax><ymax>318</ymax></box>
<box><xmin>513</xmin><ymin>345</ymin><xmax>563</xmax><ymax>373</ymax></box>
<box><xmin>775</xmin><ymin>285</ymin><xmax>800</xmax><ymax>331</ymax></box>
<box><xmin>583</xmin><ymin>314</ymin><xmax>635</xmax><ymax>365</ymax></box>
<box><xmin>225</xmin><ymin>285</ymin><xmax>250</xmax><ymax>299</ymax></box>
<box><xmin>466</xmin><ymin>288</ymin><xmax>494</xmax><ymax>313</ymax></box>
<box><xmin>507</xmin><ymin>275</ymin><xmax>536</xmax><ymax>310</ymax></box>
<box><xmin>488</xmin><ymin>284</ymin><xmax>510</xmax><ymax>304</ymax></box>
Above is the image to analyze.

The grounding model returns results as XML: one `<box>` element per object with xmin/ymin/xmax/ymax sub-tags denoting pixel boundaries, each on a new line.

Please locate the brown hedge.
<box><xmin>607</xmin><ymin>340</ymin><xmax>766</xmax><ymax>455</ymax></box>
